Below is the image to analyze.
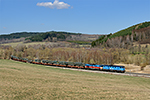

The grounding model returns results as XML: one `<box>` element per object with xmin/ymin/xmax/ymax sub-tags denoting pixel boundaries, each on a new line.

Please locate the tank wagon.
<box><xmin>10</xmin><ymin>55</ymin><xmax>125</xmax><ymax>73</ymax></box>
<box><xmin>32</xmin><ymin>59</ymin><xmax>42</xmax><ymax>64</ymax></box>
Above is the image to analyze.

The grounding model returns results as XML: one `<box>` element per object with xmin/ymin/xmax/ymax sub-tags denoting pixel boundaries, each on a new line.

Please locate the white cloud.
<box><xmin>37</xmin><ymin>0</ymin><xmax>71</xmax><ymax>9</ymax></box>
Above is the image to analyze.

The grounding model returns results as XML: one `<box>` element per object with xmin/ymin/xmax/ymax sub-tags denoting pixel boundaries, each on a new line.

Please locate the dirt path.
<box><xmin>114</xmin><ymin>63</ymin><xmax>150</xmax><ymax>74</ymax></box>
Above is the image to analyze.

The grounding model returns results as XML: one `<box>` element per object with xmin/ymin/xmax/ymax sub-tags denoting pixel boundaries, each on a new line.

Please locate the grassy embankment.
<box><xmin>0</xmin><ymin>59</ymin><xmax>150</xmax><ymax>100</ymax></box>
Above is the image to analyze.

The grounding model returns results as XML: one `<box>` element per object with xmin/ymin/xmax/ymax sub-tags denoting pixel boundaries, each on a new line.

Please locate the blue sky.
<box><xmin>0</xmin><ymin>0</ymin><xmax>150</xmax><ymax>35</ymax></box>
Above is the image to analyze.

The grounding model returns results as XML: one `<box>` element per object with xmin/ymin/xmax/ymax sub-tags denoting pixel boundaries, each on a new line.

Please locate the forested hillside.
<box><xmin>92</xmin><ymin>21</ymin><xmax>150</xmax><ymax>48</ymax></box>
<box><xmin>0</xmin><ymin>31</ymin><xmax>79</xmax><ymax>41</ymax></box>
<box><xmin>26</xmin><ymin>31</ymin><xmax>81</xmax><ymax>42</ymax></box>
<box><xmin>0</xmin><ymin>32</ymin><xmax>40</xmax><ymax>40</ymax></box>
<box><xmin>0</xmin><ymin>31</ymin><xmax>100</xmax><ymax>45</ymax></box>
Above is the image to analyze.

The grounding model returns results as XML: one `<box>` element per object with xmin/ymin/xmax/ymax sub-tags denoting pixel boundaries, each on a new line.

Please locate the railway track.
<box><xmin>44</xmin><ymin>65</ymin><xmax>150</xmax><ymax>78</ymax></box>
<box><xmin>12</xmin><ymin>59</ymin><xmax>150</xmax><ymax>78</ymax></box>
<box><xmin>125</xmin><ymin>72</ymin><xmax>150</xmax><ymax>78</ymax></box>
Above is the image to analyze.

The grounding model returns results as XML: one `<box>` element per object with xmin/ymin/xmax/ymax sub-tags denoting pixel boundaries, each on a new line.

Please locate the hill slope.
<box><xmin>0</xmin><ymin>32</ymin><xmax>42</xmax><ymax>44</ymax></box>
<box><xmin>92</xmin><ymin>21</ymin><xmax>150</xmax><ymax>48</ymax></box>
<box><xmin>0</xmin><ymin>31</ymin><xmax>101</xmax><ymax>45</ymax></box>
<box><xmin>25</xmin><ymin>31</ymin><xmax>81</xmax><ymax>42</ymax></box>
<box><xmin>0</xmin><ymin>32</ymin><xmax>40</xmax><ymax>40</ymax></box>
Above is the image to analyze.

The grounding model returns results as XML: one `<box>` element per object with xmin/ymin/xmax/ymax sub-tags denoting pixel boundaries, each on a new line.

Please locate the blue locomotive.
<box><xmin>85</xmin><ymin>64</ymin><xmax>125</xmax><ymax>73</ymax></box>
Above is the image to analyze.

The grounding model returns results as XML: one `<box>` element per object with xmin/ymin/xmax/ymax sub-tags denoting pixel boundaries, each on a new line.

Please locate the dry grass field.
<box><xmin>0</xmin><ymin>59</ymin><xmax>150</xmax><ymax>100</ymax></box>
<box><xmin>1</xmin><ymin>41</ymin><xmax>91</xmax><ymax>48</ymax></box>
<box><xmin>1</xmin><ymin>42</ymin><xmax>48</xmax><ymax>47</ymax></box>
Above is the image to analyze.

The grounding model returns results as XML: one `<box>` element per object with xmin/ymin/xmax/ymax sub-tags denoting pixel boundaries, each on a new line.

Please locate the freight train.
<box><xmin>10</xmin><ymin>55</ymin><xmax>125</xmax><ymax>73</ymax></box>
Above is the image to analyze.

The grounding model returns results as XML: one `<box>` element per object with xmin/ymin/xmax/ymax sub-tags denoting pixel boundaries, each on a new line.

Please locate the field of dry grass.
<box><xmin>114</xmin><ymin>63</ymin><xmax>150</xmax><ymax>74</ymax></box>
<box><xmin>1</xmin><ymin>41</ymin><xmax>91</xmax><ymax>48</ymax></box>
<box><xmin>1</xmin><ymin>42</ymin><xmax>23</xmax><ymax>47</ymax></box>
<box><xmin>1</xmin><ymin>42</ymin><xmax>49</xmax><ymax>47</ymax></box>
<box><xmin>0</xmin><ymin>59</ymin><xmax>150</xmax><ymax>100</ymax></box>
